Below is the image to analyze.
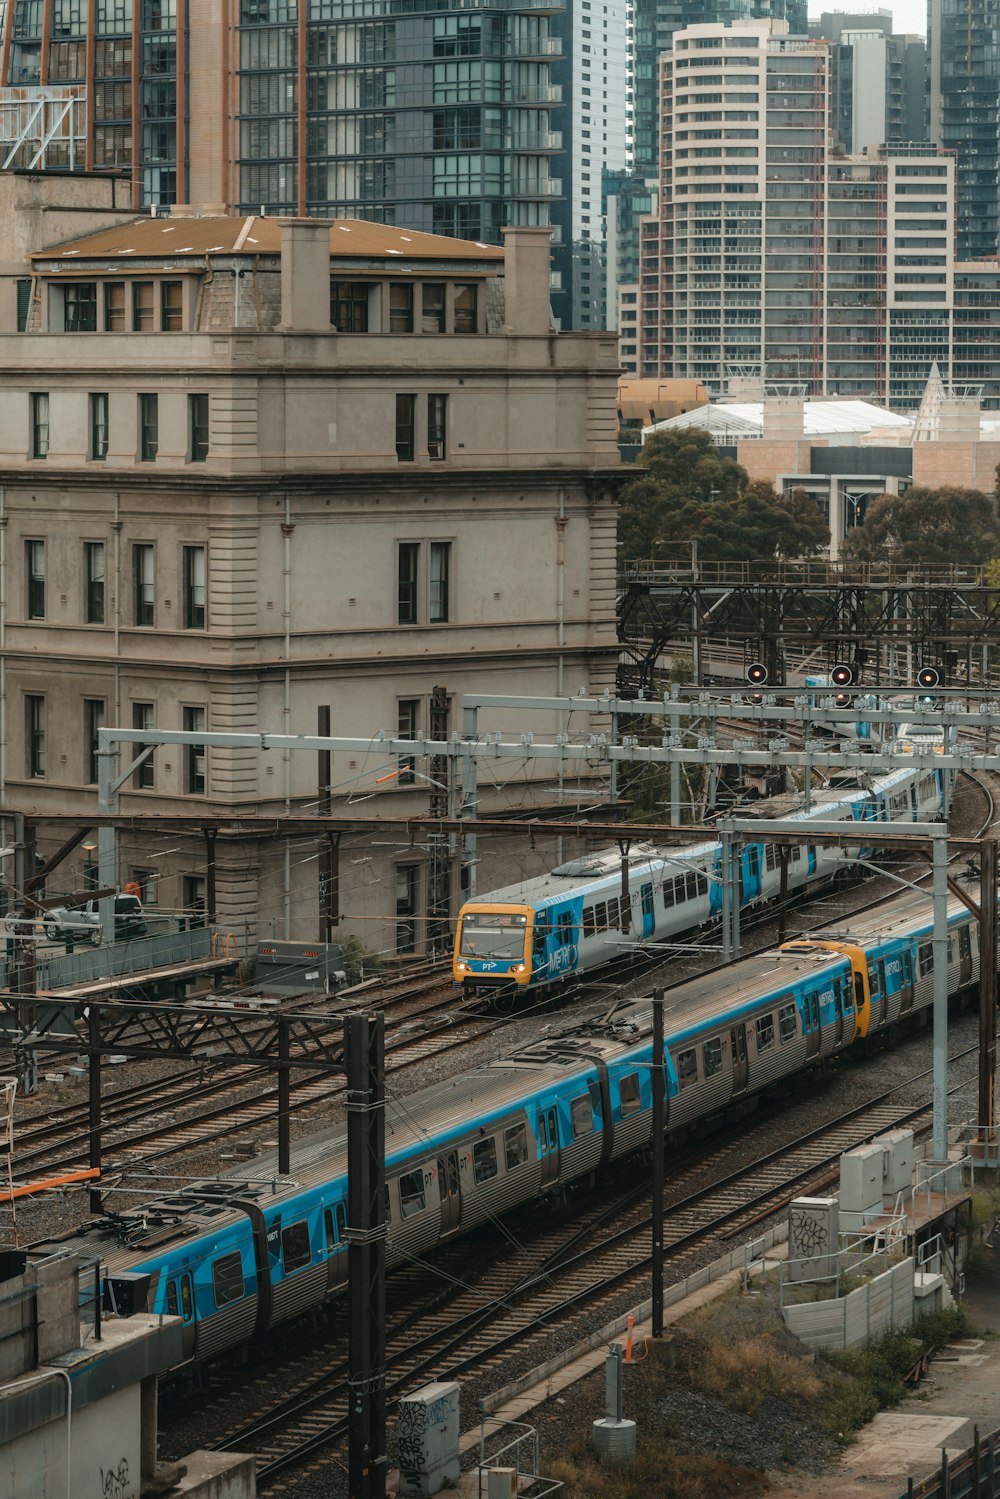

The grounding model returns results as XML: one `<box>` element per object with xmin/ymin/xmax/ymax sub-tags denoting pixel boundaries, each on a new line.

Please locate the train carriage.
<box><xmin>453</xmin><ymin>767</ymin><xmax>945</xmax><ymax>1000</ymax></box>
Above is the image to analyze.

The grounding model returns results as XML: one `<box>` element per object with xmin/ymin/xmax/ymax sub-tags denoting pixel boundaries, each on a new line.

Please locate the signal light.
<box><xmin>830</xmin><ymin>663</ymin><xmax>854</xmax><ymax>688</ymax></box>
<box><xmin>916</xmin><ymin>666</ymin><xmax>941</xmax><ymax>691</ymax></box>
<box><xmin>834</xmin><ymin>693</ymin><xmax>851</xmax><ymax>708</ymax></box>
<box><xmin>746</xmin><ymin>662</ymin><xmax>768</xmax><ymax>686</ymax></box>
<box><xmin>749</xmin><ymin>691</ymin><xmax>764</xmax><ymax>705</ymax></box>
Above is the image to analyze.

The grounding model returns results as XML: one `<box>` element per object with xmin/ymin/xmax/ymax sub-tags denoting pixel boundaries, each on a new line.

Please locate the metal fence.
<box><xmin>902</xmin><ymin>1426</ymin><xmax>1000</xmax><ymax>1499</ymax></box>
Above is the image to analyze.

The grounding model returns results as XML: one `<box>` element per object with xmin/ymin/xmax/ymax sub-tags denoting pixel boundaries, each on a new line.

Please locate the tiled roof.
<box><xmin>32</xmin><ymin>215</ymin><xmax>505</xmax><ymax>264</ymax></box>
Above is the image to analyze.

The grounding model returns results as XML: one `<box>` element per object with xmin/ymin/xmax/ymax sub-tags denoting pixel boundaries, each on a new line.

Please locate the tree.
<box><xmin>841</xmin><ymin>486</ymin><xmax>1000</xmax><ymax>566</ymax></box>
<box><xmin>618</xmin><ymin>431</ymin><xmax>829</xmax><ymax>561</ymax></box>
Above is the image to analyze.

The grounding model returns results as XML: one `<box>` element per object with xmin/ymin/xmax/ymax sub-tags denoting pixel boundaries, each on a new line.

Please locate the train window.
<box><xmin>697</xmin><ymin>873</ymin><xmax>708</xmax><ymax>896</ymax></box>
<box><xmin>619</xmin><ymin>1072</ymin><xmax>641</xmax><ymax>1113</ymax></box>
<box><xmin>608</xmin><ymin>897</ymin><xmax>621</xmax><ymax>929</ymax></box>
<box><xmin>703</xmin><ymin>1037</ymin><xmax>723</xmax><ymax>1076</ymax></box>
<box><xmin>473</xmin><ymin>1137</ymin><xmax>498</xmax><ymax>1183</ymax></box>
<box><xmin>282</xmin><ymin>1220</ymin><xmax>312</xmax><ymax>1273</ymax></box>
<box><xmin>533</xmin><ymin>923</ymin><xmax>546</xmax><ymax>955</ymax></box>
<box><xmin>324</xmin><ymin>1209</ymin><xmax>336</xmax><ymax>1251</ymax></box>
<box><xmin>779</xmin><ymin>1003</ymin><xmax>797</xmax><ymax>1042</ymax></box>
<box><xmin>385</xmin><ymin>1185</ymin><xmax>391</xmax><ymax>1224</ymax></box>
<box><xmin>571</xmin><ymin>1094</ymin><xmax>594</xmax><ymax>1138</ymax></box>
<box><xmin>674</xmin><ymin>878</ymin><xmax>686</xmax><ymax>904</ymax></box>
<box><xmin>505</xmin><ymin>1123</ymin><xmax>529</xmax><ymax>1169</ymax></box>
<box><xmin>583</xmin><ymin>906</ymin><xmax>596</xmax><ymax>937</ymax></box>
<box><xmin>791</xmin><ymin>846</ymin><xmax>802</xmax><ymax>863</ymax></box>
<box><xmin>756</xmin><ymin>1013</ymin><xmax>774</xmax><ymax>1051</ymax></box>
<box><xmin>399</xmin><ymin>1168</ymin><xmax>426</xmax><ymax>1217</ymax></box>
<box><xmin>211</xmin><ymin>1251</ymin><xmax>245</xmax><ymax>1308</ymax></box>
<box><xmin>662</xmin><ymin>881</ymin><xmax>674</xmax><ymax>908</ymax></box>
<box><xmin>676</xmin><ymin>1048</ymin><xmax>697</xmax><ymax>1089</ymax></box>
<box><xmin>336</xmin><ymin>1202</ymin><xmax>347</xmax><ymax>1241</ymax></box>
<box><xmin>947</xmin><ymin>936</ymin><xmax>954</xmax><ymax>963</ymax></box>
<box><xmin>558</xmin><ymin>911</ymin><xmax>575</xmax><ymax>944</ymax></box>
<box><xmin>918</xmin><ymin>942</ymin><xmax>933</xmax><ymax>977</ymax></box>
<box><xmin>960</xmin><ymin>927</ymin><xmax>971</xmax><ymax>960</ymax></box>
<box><xmin>685</xmin><ymin>872</ymin><xmax>698</xmax><ymax>900</ymax></box>
<box><xmin>806</xmin><ymin>992</ymin><xmax>819</xmax><ymax>1028</ymax></box>
<box><xmin>594</xmin><ymin>901</ymin><xmax>608</xmax><ymax>931</ymax></box>
<box><xmin>166</xmin><ymin>1280</ymin><xmax>178</xmax><ymax>1316</ymax></box>
<box><xmin>180</xmin><ymin>1274</ymin><xmax>193</xmax><ymax>1320</ymax></box>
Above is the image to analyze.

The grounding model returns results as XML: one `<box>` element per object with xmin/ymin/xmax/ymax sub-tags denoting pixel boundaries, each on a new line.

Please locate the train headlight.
<box><xmin>456</xmin><ymin>961</ymin><xmax>467</xmax><ymax>973</ymax></box>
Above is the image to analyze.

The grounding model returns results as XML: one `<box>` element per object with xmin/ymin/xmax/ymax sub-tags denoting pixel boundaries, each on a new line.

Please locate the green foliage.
<box><xmin>619</xmin><ymin>430</ymin><xmax>829</xmax><ymax>561</ymax></box>
<box><xmin>841</xmin><ymin>485</ymin><xmax>1000</xmax><ymax>566</ymax></box>
<box><xmin>823</xmin><ymin>1305</ymin><xmax>970</xmax><ymax>1435</ymax></box>
<box><xmin>332</xmin><ymin>931</ymin><xmax>382</xmax><ymax>984</ymax></box>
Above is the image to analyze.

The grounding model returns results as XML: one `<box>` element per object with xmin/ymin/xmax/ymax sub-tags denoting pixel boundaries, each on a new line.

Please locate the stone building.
<box><xmin>0</xmin><ymin>172</ymin><xmax>622</xmax><ymax>959</ymax></box>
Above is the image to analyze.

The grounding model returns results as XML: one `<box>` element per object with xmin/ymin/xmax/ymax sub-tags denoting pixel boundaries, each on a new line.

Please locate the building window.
<box><xmin>160</xmin><ymin>280</ymin><xmax>182</xmax><ymax>330</ymax></box>
<box><xmin>389</xmin><ymin>282</ymin><xmax>414</xmax><ymax>333</ymax></box>
<box><xmin>183</xmin><ymin>705</ymin><xmax>206</xmax><ymax>794</ymax></box>
<box><xmin>30</xmin><ymin>393</ymin><xmax>49</xmax><ymax>459</ymax></box>
<box><xmin>427</xmin><ymin>394</ymin><xmax>447</xmax><ymax>460</ymax></box>
<box><xmin>183</xmin><ymin>873</ymin><xmax>206</xmax><ymax>926</ymax></box>
<box><xmin>131</xmin><ymin>867</ymin><xmax>158</xmax><ymax>905</ymax></box>
<box><xmin>397</xmin><ymin>698</ymin><xmax>419</xmax><ymax>784</ymax></box>
<box><xmin>133</xmin><ymin>543</ymin><xmax>155</xmax><ymax>626</ymax></box>
<box><xmin>421</xmin><ymin>283</ymin><xmax>446</xmax><ymax>333</ymax></box>
<box><xmin>454</xmin><ymin>283</ymin><xmax>478</xmax><ymax>333</ymax></box>
<box><xmin>25</xmin><ymin>695</ymin><xmax>45</xmax><ymax>779</ymax></box>
<box><xmin>139</xmin><ymin>393</ymin><xmax>158</xmax><ymax>461</ymax></box>
<box><xmin>17</xmin><ymin>279</ymin><xmax>31</xmax><ymax>332</ymax></box>
<box><xmin>89</xmin><ymin>392</ymin><xmax>109</xmax><ymax>461</ymax></box>
<box><xmin>189</xmin><ymin>393</ymin><xmax>209</xmax><ymax>461</ymax></box>
<box><xmin>182</xmin><ymin>545</ymin><xmax>206</xmax><ymax>629</ymax></box>
<box><xmin>132</xmin><ymin>281</ymin><xmax>154</xmax><ymax>331</ymax></box>
<box><xmin>85</xmin><ymin>541</ymin><xmax>105</xmax><ymax>624</ymax></box>
<box><xmin>84</xmin><ymin>698</ymin><xmax>105</xmax><ymax>784</ymax></box>
<box><xmin>398</xmin><ymin>542</ymin><xmax>419</xmax><ymax>624</ymax></box>
<box><xmin>396</xmin><ymin>863</ymin><xmax>419</xmax><ymax>953</ymax></box>
<box><xmin>133</xmin><ymin>701</ymin><xmax>155</xmax><ymax>788</ymax></box>
<box><xmin>395</xmin><ymin>393</ymin><xmax>415</xmax><ymax>461</ymax></box>
<box><xmin>430</xmin><ymin>541</ymin><xmax>450</xmax><ymax>623</ymax></box>
<box><xmin>25</xmin><ymin>540</ymin><xmax>45</xmax><ymax>620</ymax></box>
<box><xmin>104</xmin><ymin>282</ymin><xmax>125</xmax><ymax>332</ymax></box>
<box><xmin>330</xmin><ymin>280</ymin><xmax>369</xmax><ymax>331</ymax></box>
<box><xmin>64</xmin><ymin>282</ymin><xmax>97</xmax><ymax>332</ymax></box>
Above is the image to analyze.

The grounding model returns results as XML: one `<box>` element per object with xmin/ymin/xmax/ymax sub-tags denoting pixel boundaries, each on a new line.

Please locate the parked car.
<box><xmin>43</xmin><ymin>894</ymin><xmax>146</xmax><ymax>944</ymax></box>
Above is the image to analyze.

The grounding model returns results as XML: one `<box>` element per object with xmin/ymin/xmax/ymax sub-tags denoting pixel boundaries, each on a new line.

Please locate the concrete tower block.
<box><xmin>279</xmin><ymin>219</ymin><xmax>333</xmax><ymax>334</ymax></box>
<box><xmin>501</xmin><ymin>226</ymin><xmax>555</xmax><ymax>334</ymax></box>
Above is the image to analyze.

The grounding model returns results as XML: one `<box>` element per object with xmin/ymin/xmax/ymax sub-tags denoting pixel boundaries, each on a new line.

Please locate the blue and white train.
<box><xmin>452</xmin><ymin>766</ymin><xmax>946</xmax><ymax>999</ymax></box>
<box><xmin>26</xmin><ymin>871</ymin><xmax>986</xmax><ymax>1367</ymax></box>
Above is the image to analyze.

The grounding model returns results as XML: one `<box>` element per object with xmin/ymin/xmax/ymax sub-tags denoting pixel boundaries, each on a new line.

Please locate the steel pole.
<box><xmin>346</xmin><ymin>1013</ymin><xmax>386</xmax><ymax>1499</ymax></box>
<box><xmin>932</xmin><ymin>832</ymin><xmax>949</xmax><ymax>1162</ymax></box>
<box><xmin>652</xmin><ymin>990</ymin><xmax>665</xmax><ymax>1338</ymax></box>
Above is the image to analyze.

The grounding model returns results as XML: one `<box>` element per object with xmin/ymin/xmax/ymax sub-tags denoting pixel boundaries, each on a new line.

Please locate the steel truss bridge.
<box><xmin>618</xmin><ymin>562</ymin><xmax>1000</xmax><ymax>696</ymax></box>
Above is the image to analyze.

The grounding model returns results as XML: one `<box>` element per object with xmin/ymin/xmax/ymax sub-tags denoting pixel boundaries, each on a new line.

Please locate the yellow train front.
<box><xmin>453</xmin><ymin>903</ymin><xmax>535</xmax><ymax>997</ymax></box>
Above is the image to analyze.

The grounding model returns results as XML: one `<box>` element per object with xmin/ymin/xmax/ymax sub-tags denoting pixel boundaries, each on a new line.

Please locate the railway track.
<box><xmin>213</xmin><ymin>1051</ymin><xmax>973</xmax><ymax>1484</ymax></box>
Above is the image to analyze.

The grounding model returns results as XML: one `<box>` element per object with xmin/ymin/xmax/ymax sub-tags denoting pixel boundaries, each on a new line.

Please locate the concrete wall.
<box><xmin>1</xmin><ymin>1382</ymin><xmax>140</xmax><ymax>1499</ymax></box>
<box><xmin>783</xmin><ymin>1258</ymin><xmax>915</xmax><ymax>1352</ymax></box>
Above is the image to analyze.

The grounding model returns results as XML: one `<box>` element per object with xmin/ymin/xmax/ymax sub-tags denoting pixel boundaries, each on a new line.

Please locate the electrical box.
<box><xmin>786</xmin><ymin>1197</ymin><xmax>838</xmax><ymax>1283</ymax></box>
<box><xmin>397</xmin><ymin>1381</ymin><xmax>460</xmax><ymax>1497</ymax></box>
<box><xmin>839</xmin><ymin>1142</ymin><xmax>883</xmax><ymax>1220</ymax></box>
<box><xmin>877</xmin><ymin>1129</ymin><xmax>914</xmax><ymax>1201</ymax></box>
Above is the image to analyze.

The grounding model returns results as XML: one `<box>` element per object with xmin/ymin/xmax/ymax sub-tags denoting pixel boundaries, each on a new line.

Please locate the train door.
<box><xmin>537</xmin><ymin>1106</ymin><xmax>559</xmax><ymax>1190</ymax></box>
<box><xmin>323</xmin><ymin>1204</ymin><xmax>348</xmax><ymax>1293</ymax></box>
<box><xmin>437</xmin><ymin>1151</ymin><xmax>462</xmax><ymax>1237</ymax></box>
<box><xmin>959</xmin><ymin>925</ymin><xmax>973</xmax><ymax>987</ymax></box>
<box><xmin>740</xmin><ymin>847</ymin><xmax>761</xmax><ymax>905</ymax></box>
<box><xmin>163</xmin><ymin>1270</ymin><xmax>196</xmax><ymax>1359</ymax></box>
<box><xmin>832</xmin><ymin>980</ymin><xmax>844</xmax><ymax>1046</ymax></box>
<box><xmin>899</xmin><ymin>949</ymin><xmax>915</xmax><ymax>1014</ymax></box>
<box><xmin>730</xmin><ymin>1024</ymin><xmax>749</xmax><ymax>1096</ymax></box>
<box><xmin>871</xmin><ymin>960</ymin><xmax>889</xmax><ymax>1029</ymax></box>
<box><xmin>804</xmin><ymin>990</ymin><xmax>821</xmax><ymax>1059</ymax></box>
<box><xmin>640</xmin><ymin>883</ymin><xmax>654</xmax><ymax>939</ymax></box>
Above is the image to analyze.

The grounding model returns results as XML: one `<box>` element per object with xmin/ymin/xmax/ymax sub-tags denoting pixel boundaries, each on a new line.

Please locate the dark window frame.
<box><xmin>183</xmin><ymin>704</ymin><xmax>206</xmax><ymax>794</ymax></box>
<box><xmin>26</xmin><ymin>694</ymin><xmax>45</xmax><ymax>779</ymax></box>
<box><xmin>84</xmin><ymin>697</ymin><xmax>105</xmax><ymax>784</ymax></box>
<box><xmin>25</xmin><ymin>539</ymin><xmax>45</xmax><ymax>619</ymax></box>
<box><xmin>89</xmin><ymin>392</ymin><xmax>109</xmax><ymax>461</ymax></box>
<box><xmin>30</xmin><ymin>392</ymin><xmax>49</xmax><ymax>459</ymax></box>
<box><xmin>189</xmin><ymin>392</ymin><xmax>209</xmax><ymax>461</ymax></box>
<box><xmin>133</xmin><ymin>542</ymin><xmax>155</xmax><ymax>626</ymax></box>
<box><xmin>139</xmin><ymin>392</ymin><xmax>158</xmax><ymax>462</ymax></box>
<box><xmin>182</xmin><ymin>544</ymin><xmax>206</xmax><ymax>629</ymax></box>
<box><xmin>281</xmin><ymin>1220</ymin><xmax>312</xmax><ymax>1274</ymax></box>
<box><xmin>211</xmin><ymin>1251</ymin><xmax>245</xmax><ymax>1308</ymax></box>
<box><xmin>395</xmin><ymin>392</ymin><xmax>416</xmax><ymax>461</ymax></box>
<box><xmin>85</xmin><ymin>540</ymin><xmax>105</xmax><ymax>623</ymax></box>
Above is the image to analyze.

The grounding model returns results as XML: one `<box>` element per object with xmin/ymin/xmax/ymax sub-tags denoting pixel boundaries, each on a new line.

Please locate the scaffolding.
<box><xmin>0</xmin><ymin>1077</ymin><xmax>17</xmax><ymax>1247</ymax></box>
<box><xmin>0</xmin><ymin>87</ymin><xmax>85</xmax><ymax>171</ymax></box>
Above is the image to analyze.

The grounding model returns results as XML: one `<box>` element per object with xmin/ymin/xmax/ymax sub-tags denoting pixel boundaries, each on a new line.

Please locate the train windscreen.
<box><xmin>459</xmin><ymin>912</ymin><xmax>529</xmax><ymax>961</ymax></box>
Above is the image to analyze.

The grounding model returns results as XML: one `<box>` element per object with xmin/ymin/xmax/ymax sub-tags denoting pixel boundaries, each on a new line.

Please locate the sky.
<box><xmin>807</xmin><ymin>0</ymin><xmax>927</xmax><ymax>36</ymax></box>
